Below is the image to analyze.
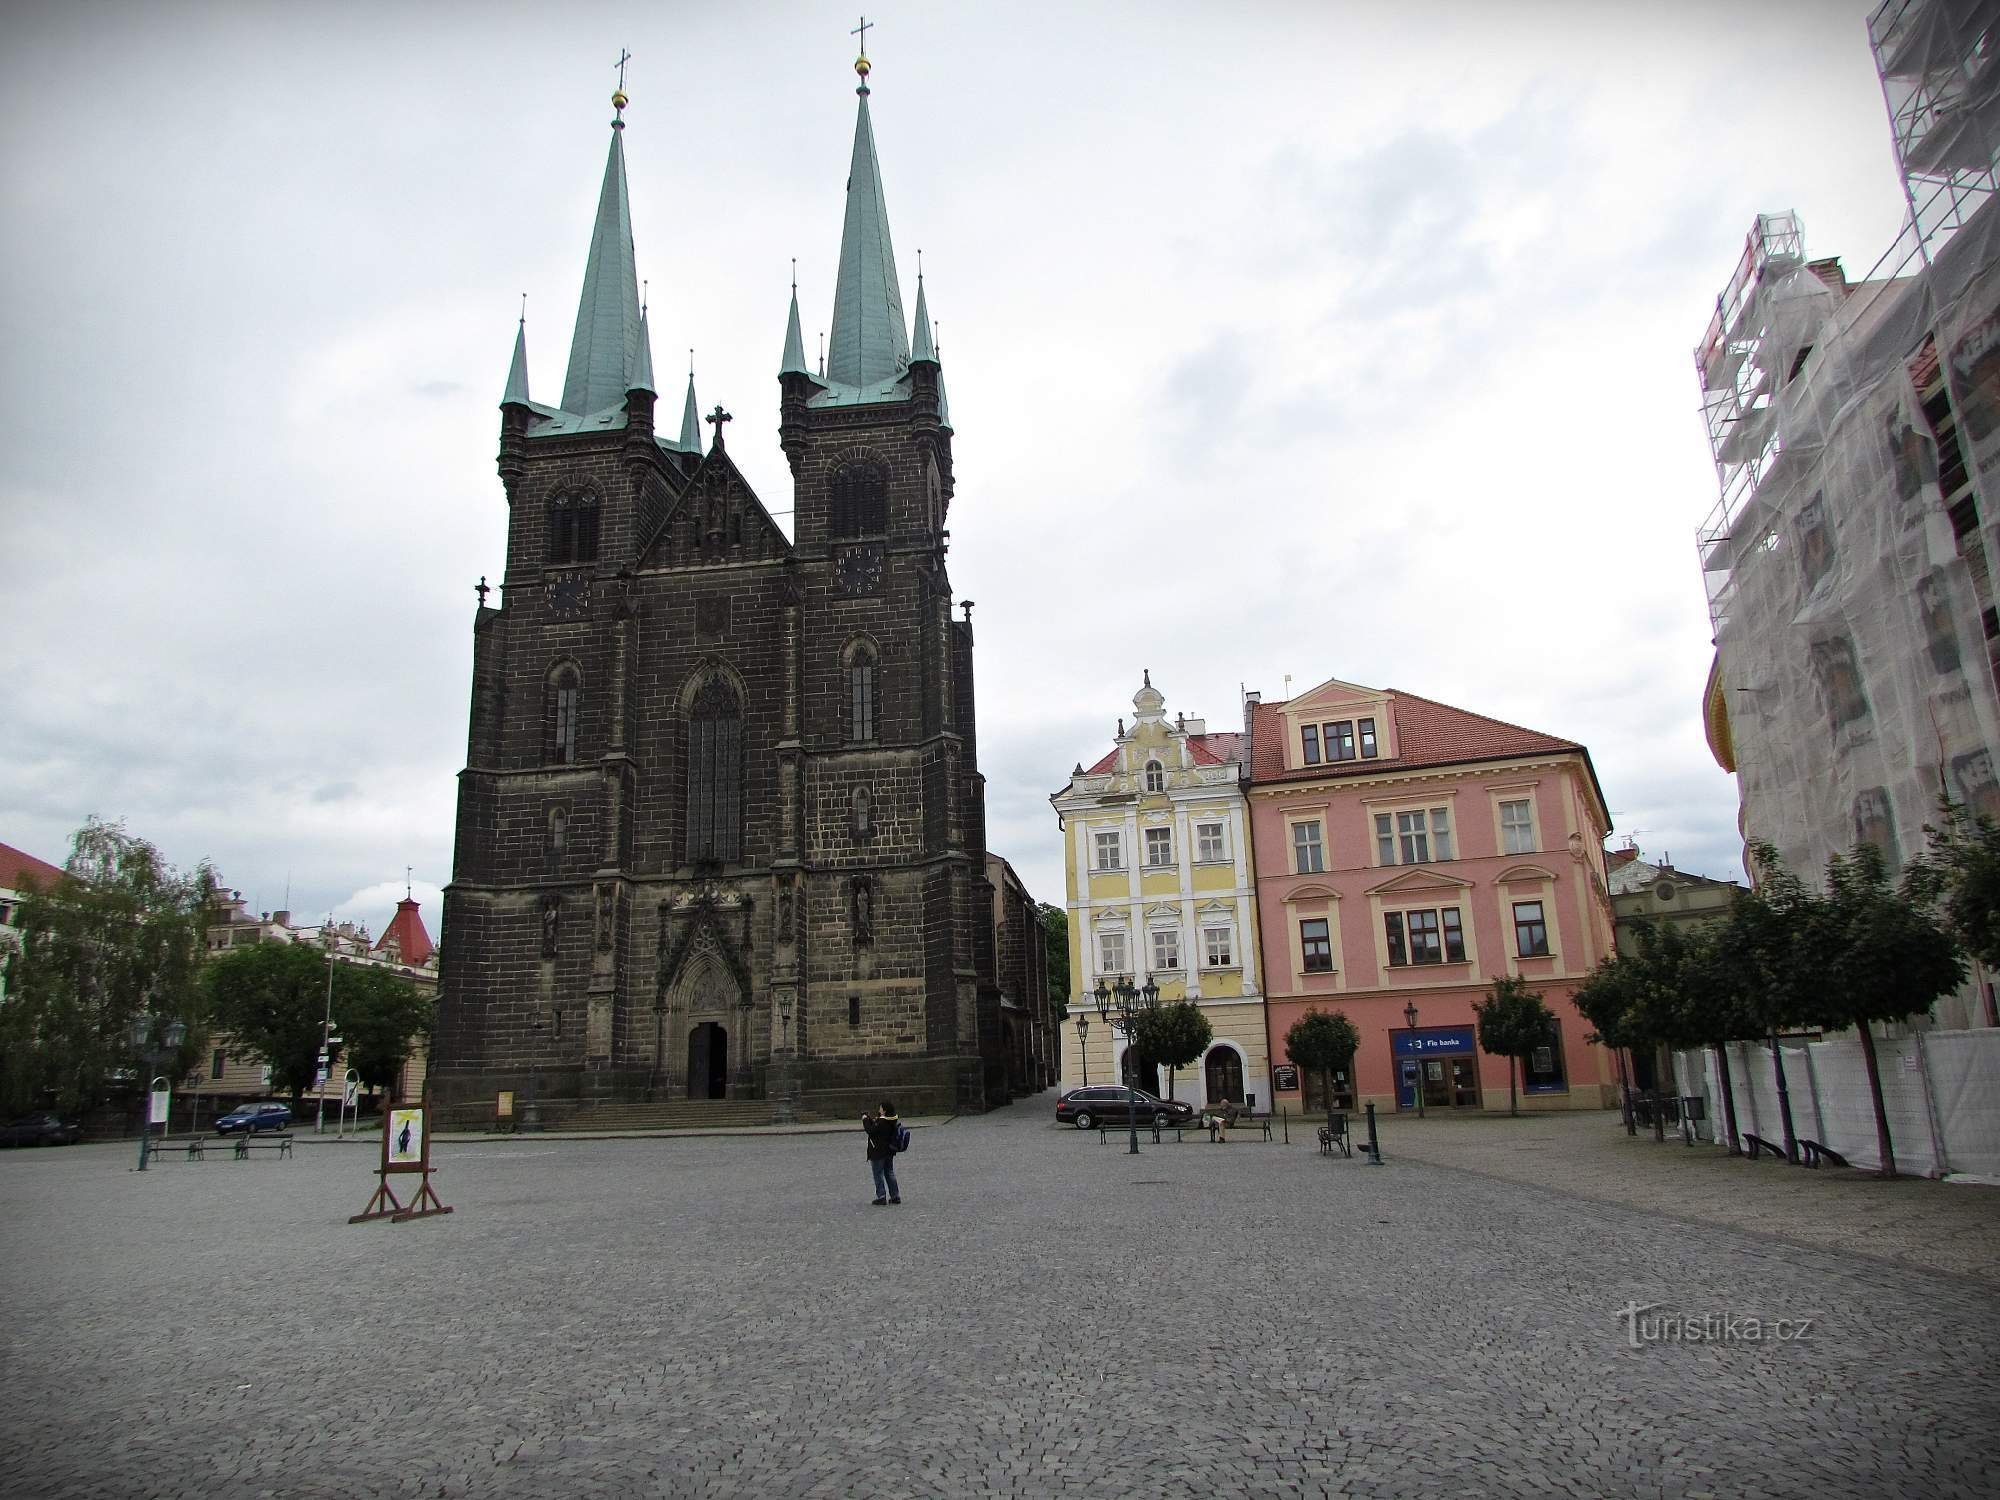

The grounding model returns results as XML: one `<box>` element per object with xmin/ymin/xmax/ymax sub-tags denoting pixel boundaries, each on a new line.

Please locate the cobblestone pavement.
<box><xmin>1383</xmin><ymin>1109</ymin><xmax>2000</xmax><ymax>1286</ymax></box>
<box><xmin>2</xmin><ymin>1098</ymin><xmax>1995</xmax><ymax>1499</ymax></box>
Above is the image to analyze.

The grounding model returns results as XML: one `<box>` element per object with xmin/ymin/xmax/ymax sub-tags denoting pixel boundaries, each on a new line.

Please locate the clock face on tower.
<box><xmin>836</xmin><ymin>543</ymin><xmax>884</xmax><ymax>597</ymax></box>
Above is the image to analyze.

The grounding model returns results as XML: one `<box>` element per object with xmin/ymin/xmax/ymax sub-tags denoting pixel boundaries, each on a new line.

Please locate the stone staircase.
<box><xmin>555</xmin><ymin>1099</ymin><xmax>778</xmax><ymax>1132</ymax></box>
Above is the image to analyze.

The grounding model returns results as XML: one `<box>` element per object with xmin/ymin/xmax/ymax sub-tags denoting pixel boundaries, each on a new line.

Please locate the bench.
<box><xmin>232</xmin><ymin>1133</ymin><xmax>294</xmax><ymax>1160</ymax></box>
<box><xmin>1743</xmin><ymin>1133</ymin><xmax>1790</xmax><ymax>1161</ymax></box>
<box><xmin>147</xmin><ymin>1136</ymin><xmax>211</xmax><ymax>1161</ymax></box>
<box><xmin>1800</xmin><ymin>1139</ymin><xmax>1850</xmax><ymax>1170</ymax></box>
<box><xmin>1316</xmin><ymin>1112</ymin><xmax>1352</xmax><ymax>1158</ymax></box>
<box><xmin>1205</xmin><ymin>1109</ymin><xmax>1271</xmax><ymax>1142</ymax></box>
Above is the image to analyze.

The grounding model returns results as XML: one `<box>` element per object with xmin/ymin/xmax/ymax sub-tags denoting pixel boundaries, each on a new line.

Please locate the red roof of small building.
<box><xmin>0</xmin><ymin>840</ymin><xmax>67</xmax><ymax>892</ymax></box>
<box><xmin>1081</xmin><ymin>731</ymin><xmax>1247</xmax><ymax>778</ymax></box>
<box><xmin>1248</xmin><ymin>692</ymin><xmax>1583</xmax><ymax>786</ymax></box>
<box><xmin>373</xmin><ymin>896</ymin><xmax>434</xmax><ymax>966</ymax></box>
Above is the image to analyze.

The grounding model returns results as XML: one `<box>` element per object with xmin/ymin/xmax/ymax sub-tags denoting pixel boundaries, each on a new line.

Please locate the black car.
<box><xmin>0</xmin><ymin>1113</ymin><xmax>82</xmax><ymax>1147</ymax></box>
<box><xmin>215</xmin><ymin>1102</ymin><xmax>292</xmax><ymax>1135</ymax></box>
<box><xmin>1055</xmin><ymin>1086</ymin><xmax>1197</xmax><ymax>1130</ymax></box>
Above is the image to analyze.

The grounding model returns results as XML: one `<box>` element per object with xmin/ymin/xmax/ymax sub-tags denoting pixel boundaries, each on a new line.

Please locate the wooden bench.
<box><xmin>232</xmin><ymin>1133</ymin><xmax>294</xmax><ymax>1160</ymax></box>
<box><xmin>1316</xmin><ymin>1113</ymin><xmax>1352</xmax><ymax>1158</ymax></box>
<box><xmin>147</xmin><ymin>1136</ymin><xmax>211</xmax><ymax>1161</ymax></box>
<box><xmin>1743</xmin><ymin>1133</ymin><xmax>1790</xmax><ymax>1161</ymax></box>
<box><xmin>1206</xmin><ymin>1107</ymin><xmax>1272</xmax><ymax>1143</ymax></box>
<box><xmin>1800</xmin><ymin>1139</ymin><xmax>1850</xmax><ymax>1170</ymax></box>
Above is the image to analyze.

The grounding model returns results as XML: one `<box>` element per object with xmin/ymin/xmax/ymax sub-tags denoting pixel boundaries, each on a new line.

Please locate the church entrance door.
<box><xmin>688</xmin><ymin>1022</ymin><xmax>729</xmax><ymax>1099</ymax></box>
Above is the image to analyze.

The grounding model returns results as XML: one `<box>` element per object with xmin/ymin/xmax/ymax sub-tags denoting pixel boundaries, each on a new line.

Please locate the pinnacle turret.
<box><xmin>680</xmin><ymin>359</ymin><xmax>701</xmax><ymax>452</ymax></box>
<box><xmin>502</xmin><ymin>315</ymin><xmax>531</xmax><ymax>407</ymax></box>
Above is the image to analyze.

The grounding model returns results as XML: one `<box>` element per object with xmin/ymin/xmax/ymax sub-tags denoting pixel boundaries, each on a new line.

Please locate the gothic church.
<box><xmin>432</xmin><ymin>56</ymin><xmax>1008</xmax><ymax>1121</ymax></box>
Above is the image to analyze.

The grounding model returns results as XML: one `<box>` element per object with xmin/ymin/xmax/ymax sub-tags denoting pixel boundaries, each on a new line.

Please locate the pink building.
<box><xmin>1246</xmin><ymin>677</ymin><xmax>1618</xmax><ymax>1115</ymax></box>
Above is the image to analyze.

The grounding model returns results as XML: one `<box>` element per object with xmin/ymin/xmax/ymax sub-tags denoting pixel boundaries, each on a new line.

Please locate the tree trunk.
<box><xmin>1767</xmin><ymin>1031</ymin><xmax>1798</xmax><ymax>1163</ymax></box>
<box><xmin>1855</xmin><ymin>1020</ymin><xmax>1897</xmax><ymax>1179</ymax></box>
<box><xmin>1713</xmin><ymin>1043</ymin><xmax>1741</xmax><ymax>1155</ymax></box>
<box><xmin>1615</xmin><ymin>1048</ymin><xmax>1636</xmax><ymax>1136</ymax></box>
<box><xmin>1509</xmin><ymin>1056</ymin><xmax>1519</xmax><ymax>1117</ymax></box>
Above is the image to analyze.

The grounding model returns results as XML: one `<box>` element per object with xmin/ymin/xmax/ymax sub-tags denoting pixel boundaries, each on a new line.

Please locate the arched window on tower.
<box><xmin>829</xmin><ymin>460</ymin><xmax>887</xmax><ymax>538</ymax></box>
<box><xmin>547</xmin><ymin>663</ymin><xmax>582</xmax><ymax>765</ymax></box>
<box><xmin>847</xmin><ymin>641</ymin><xmax>878</xmax><ymax>742</ymax></box>
<box><xmin>685</xmin><ymin>677</ymin><xmax>743</xmax><ymax>864</ymax></box>
<box><xmin>1144</xmin><ymin>759</ymin><xmax>1165</xmax><ymax>793</ymax></box>
<box><xmin>548</xmin><ymin>491</ymin><xmax>600</xmax><ymax>564</ymax></box>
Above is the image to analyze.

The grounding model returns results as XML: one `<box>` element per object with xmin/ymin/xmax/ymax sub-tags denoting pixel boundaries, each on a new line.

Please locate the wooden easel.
<box><xmin>350</xmin><ymin>1089</ymin><xmax>454</xmax><ymax>1224</ymax></box>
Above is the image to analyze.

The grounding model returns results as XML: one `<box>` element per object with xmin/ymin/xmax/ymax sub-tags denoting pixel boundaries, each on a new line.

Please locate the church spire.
<box><xmin>824</xmin><ymin>46</ymin><xmax>910</xmax><ymax>391</ymax></box>
<box><xmin>560</xmin><ymin>88</ymin><xmax>645</xmax><ymax>416</ymax></box>
<box><xmin>502</xmin><ymin>302</ymin><xmax>532</xmax><ymax>407</ymax></box>
<box><xmin>780</xmin><ymin>260</ymin><xmax>811</xmax><ymax>377</ymax></box>
<box><xmin>909</xmin><ymin>260</ymin><xmax>935</xmax><ymax>364</ymax></box>
<box><xmin>680</xmin><ymin>351</ymin><xmax>701</xmax><ymax>452</ymax></box>
<box><xmin>631</xmin><ymin>299</ymin><xmax>656</xmax><ymax>395</ymax></box>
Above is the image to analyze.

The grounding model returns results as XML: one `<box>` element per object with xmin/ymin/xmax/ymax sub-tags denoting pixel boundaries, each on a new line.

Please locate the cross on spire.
<box><xmin>616</xmin><ymin>48</ymin><xmax>632</xmax><ymax>91</ymax></box>
<box><xmin>851</xmin><ymin>16</ymin><xmax>872</xmax><ymax>52</ymax></box>
<box><xmin>705</xmin><ymin>404</ymin><xmax>732</xmax><ymax>446</ymax></box>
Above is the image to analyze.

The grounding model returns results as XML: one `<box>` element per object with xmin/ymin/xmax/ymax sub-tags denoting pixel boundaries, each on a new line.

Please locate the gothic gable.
<box><xmin>638</xmin><ymin>448</ymin><xmax>794</xmax><ymax>571</ymax></box>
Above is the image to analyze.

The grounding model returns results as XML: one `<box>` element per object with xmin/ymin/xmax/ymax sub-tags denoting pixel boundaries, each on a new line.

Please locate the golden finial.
<box><xmin>852</xmin><ymin>16</ymin><xmax>872</xmax><ymax>88</ymax></box>
<box><xmin>612</xmin><ymin>48</ymin><xmax>632</xmax><ymax>123</ymax></box>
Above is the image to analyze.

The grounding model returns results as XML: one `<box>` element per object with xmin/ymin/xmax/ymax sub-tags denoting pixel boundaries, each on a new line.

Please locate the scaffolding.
<box><xmin>1871</xmin><ymin>0</ymin><xmax>2000</xmax><ymax>262</ymax></box>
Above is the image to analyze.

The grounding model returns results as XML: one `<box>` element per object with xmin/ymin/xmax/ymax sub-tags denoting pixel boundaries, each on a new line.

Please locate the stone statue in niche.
<box><xmin>596</xmin><ymin>884</ymin><xmax>615</xmax><ymax>952</ymax></box>
<box><xmin>852</xmin><ymin>877</ymin><xmax>874</xmax><ymax>948</ymax></box>
<box><xmin>852</xmin><ymin>785</ymin><xmax>874</xmax><ymax>841</ymax></box>
<box><xmin>540</xmin><ymin>894</ymin><xmax>560</xmax><ymax>959</ymax></box>
<box><xmin>776</xmin><ymin>876</ymin><xmax>794</xmax><ymax>943</ymax></box>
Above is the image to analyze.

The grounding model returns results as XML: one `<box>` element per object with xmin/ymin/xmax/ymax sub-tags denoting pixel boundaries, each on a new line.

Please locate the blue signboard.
<box><xmin>1392</xmin><ymin>1026</ymin><xmax>1475</xmax><ymax>1058</ymax></box>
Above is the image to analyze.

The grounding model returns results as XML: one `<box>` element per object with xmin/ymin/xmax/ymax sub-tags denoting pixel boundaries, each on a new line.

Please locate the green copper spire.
<box><xmin>680</xmin><ymin>356</ymin><xmax>701</xmax><ymax>451</ymax></box>
<box><xmin>561</xmin><ymin>104</ymin><xmax>644</xmax><ymax>415</ymax></box>
<box><xmin>824</xmin><ymin>64</ymin><xmax>909</xmax><ymax>392</ymax></box>
<box><xmin>502</xmin><ymin>311</ymin><xmax>532</xmax><ymax>406</ymax></box>
<box><xmin>909</xmin><ymin>269</ymin><xmax>935</xmax><ymax>364</ymax></box>
<box><xmin>631</xmin><ymin>303</ymin><xmax>656</xmax><ymax>395</ymax></box>
<box><xmin>780</xmin><ymin>270</ymin><xmax>811</xmax><ymax>377</ymax></box>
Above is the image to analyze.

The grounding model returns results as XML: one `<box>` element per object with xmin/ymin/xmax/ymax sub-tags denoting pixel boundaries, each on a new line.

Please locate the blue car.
<box><xmin>215</xmin><ymin>1102</ymin><xmax>292</xmax><ymax>1135</ymax></box>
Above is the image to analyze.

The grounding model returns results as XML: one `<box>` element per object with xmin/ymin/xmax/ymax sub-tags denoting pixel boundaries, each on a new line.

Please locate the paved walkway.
<box><xmin>1380</xmin><ymin>1109</ymin><xmax>2000</xmax><ymax>1286</ymax></box>
<box><xmin>3</xmin><ymin>1093</ymin><xmax>1995</xmax><ymax>1498</ymax></box>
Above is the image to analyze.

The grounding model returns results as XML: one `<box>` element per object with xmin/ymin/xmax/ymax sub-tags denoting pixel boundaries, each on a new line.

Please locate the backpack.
<box><xmin>893</xmin><ymin>1122</ymin><xmax>911</xmax><ymax>1154</ymax></box>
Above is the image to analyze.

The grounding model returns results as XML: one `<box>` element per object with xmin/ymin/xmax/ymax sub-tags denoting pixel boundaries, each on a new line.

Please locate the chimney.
<box><xmin>1183</xmin><ymin>717</ymin><xmax>1206</xmax><ymax>735</ymax></box>
<box><xmin>1242</xmin><ymin>690</ymin><xmax>1261</xmax><ymax>734</ymax></box>
<box><xmin>271</xmin><ymin>909</ymin><xmax>290</xmax><ymax>929</ymax></box>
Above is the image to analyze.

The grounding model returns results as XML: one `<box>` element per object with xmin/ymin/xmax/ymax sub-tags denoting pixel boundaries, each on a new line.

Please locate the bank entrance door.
<box><xmin>1395</xmin><ymin>1026</ymin><xmax>1481</xmax><ymax>1111</ymax></box>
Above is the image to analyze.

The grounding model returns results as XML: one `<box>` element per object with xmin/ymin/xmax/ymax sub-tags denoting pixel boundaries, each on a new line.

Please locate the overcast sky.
<box><xmin>2</xmin><ymin>0</ymin><xmax>1909</xmax><ymax>936</ymax></box>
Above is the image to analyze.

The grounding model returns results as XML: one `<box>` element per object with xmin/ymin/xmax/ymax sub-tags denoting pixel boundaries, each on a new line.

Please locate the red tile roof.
<box><xmin>1081</xmin><ymin>731</ymin><xmax>1247</xmax><ymax>778</ymax></box>
<box><xmin>373</xmin><ymin>897</ymin><xmax>434</xmax><ymax>967</ymax></box>
<box><xmin>1248</xmin><ymin>692</ymin><xmax>1583</xmax><ymax>786</ymax></box>
<box><xmin>0</xmin><ymin>840</ymin><xmax>66</xmax><ymax>892</ymax></box>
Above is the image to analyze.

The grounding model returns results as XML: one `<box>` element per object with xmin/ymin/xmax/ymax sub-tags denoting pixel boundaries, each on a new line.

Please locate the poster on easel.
<box><xmin>349</xmin><ymin>1094</ymin><xmax>454</xmax><ymax>1225</ymax></box>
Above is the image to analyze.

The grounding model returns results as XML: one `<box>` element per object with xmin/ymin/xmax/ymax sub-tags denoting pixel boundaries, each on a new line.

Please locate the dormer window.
<box><xmin>1144</xmin><ymin>759</ymin><xmax>1165</xmax><ymax>793</ymax></box>
<box><xmin>1359</xmin><ymin>717</ymin><xmax>1378</xmax><ymax>758</ymax></box>
<box><xmin>1301</xmin><ymin>725</ymin><xmax>1321</xmax><ymax>765</ymax></box>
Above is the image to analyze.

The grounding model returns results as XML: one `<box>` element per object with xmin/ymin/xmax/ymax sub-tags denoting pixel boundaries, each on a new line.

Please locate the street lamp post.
<box><xmin>130</xmin><ymin>1014</ymin><xmax>186</xmax><ymax>1171</ymax></box>
<box><xmin>316</xmin><ymin>921</ymin><xmax>338</xmax><ymax>1134</ymax></box>
<box><xmin>1403</xmin><ymin>1001</ymin><xmax>1425</xmax><ymax>1119</ymax></box>
<box><xmin>521</xmin><ymin>1010</ymin><xmax>544</xmax><ymax>1133</ymax></box>
<box><xmin>1074</xmin><ymin>1012</ymin><xmax>1090</xmax><ymax>1087</ymax></box>
<box><xmin>1093</xmin><ymin>975</ymin><xmax>1161</xmax><ymax>1155</ymax></box>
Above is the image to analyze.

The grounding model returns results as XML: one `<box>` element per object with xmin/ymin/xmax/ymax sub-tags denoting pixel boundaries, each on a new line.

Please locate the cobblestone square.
<box><xmin>1</xmin><ymin>1099</ymin><xmax>1995</xmax><ymax>1498</ymax></box>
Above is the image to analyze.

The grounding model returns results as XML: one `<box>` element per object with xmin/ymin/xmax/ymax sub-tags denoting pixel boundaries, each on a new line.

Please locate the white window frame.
<box><xmin>1375</xmin><ymin>806</ymin><xmax>1453</xmax><ymax>865</ymax></box>
<box><xmin>1500</xmin><ymin>799</ymin><xmax>1535</xmax><ymax>855</ymax></box>
<box><xmin>1151</xmin><ymin>928</ymin><xmax>1181</xmax><ymax>972</ymax></box>
<box><xmin>1195</xmin><ymin>821</ymin><xmax>1226</xmax><ymax>863</ymax></box>
<box><xmin>1292</xmin><ymin>819</ymin><xmax>1325</xmax><ymax>874</ymax></box>
<box><xmin>1144</xmin><ymin>826</ymin><xmax>1174</xmax><ymax>868</ymax></box>
<box><xmin>1144</xmin><ymin>759</ymin><xmax>1165</xmax><ymax>793</ymax></box>
<box><xmin>1098</xmin><ymin>929</ymin><xmax>1128</xmax><ymax>974</ymax></box>
<box><xmin>1093</xmin><ymin>830</ymin><xmax>1123</xmax><ymax>871</ymax></box>
<box><xmin>1202</xmin><ymin>925</ymin><xmax>1235</xmax><ymax>968</ymax></box>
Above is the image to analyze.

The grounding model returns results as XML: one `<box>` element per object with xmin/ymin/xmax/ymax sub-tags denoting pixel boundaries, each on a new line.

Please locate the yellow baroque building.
<box><xmin>1049</xmin><ymin>674</ymin><xmax>1270</xmax><ymax>1109</ymax></box>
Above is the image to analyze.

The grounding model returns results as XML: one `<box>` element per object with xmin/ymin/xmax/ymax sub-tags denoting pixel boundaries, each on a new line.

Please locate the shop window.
<box><xmin>1524</xmin><ymin>1026</ymin><xmax>1568</xmax><ymax>1093</ymax></box>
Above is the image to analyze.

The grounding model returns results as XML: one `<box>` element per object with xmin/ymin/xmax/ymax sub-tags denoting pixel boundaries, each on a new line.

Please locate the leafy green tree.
<box><xmin>1132</xmin><ymin>999</ymin><xmax>1212</xmax><ymax>1104</ymax></box>
<box><xmin>1473</xmin><ymin>976</ymin><xmax>1554</xmax><ymax>1117</ymax></box>
<box><xmin>1911</xmin><ymin>797</ymin><xmax>2000</xmax><ymax>969</ymax></box>
<box><xmin>206</xmin><ymin>941</ymin><xmax>430</xmax><ymax>1103</ymax></box>
<box><xmin>0</xmin><ymin>819</ymin><xmax>215</xmax><ymax>1116</ymax></box>
<box><xmin>1804</xmin><ymin>843</ymin><xmax>1964</xmax><ymax>1178</ymax></box>
<box><xmin>339</xmin><ymin>964</ymin><xmax>433</xmax><ymax>1094</ymax></box>
<box><xmin>1570</xmin><ymin>951</ymin><xmax>1649</xmax><ymax>1133</ymax></box>
<box><xmin>1036</xmin><ymin>902</ymin><xmax>1070</xmax><ymax>1020</ymax></box>
<box><xmin>1284</xmin><ymin>1008</ymin><xmax>1360</xmax><ymax>1121</ymax></box>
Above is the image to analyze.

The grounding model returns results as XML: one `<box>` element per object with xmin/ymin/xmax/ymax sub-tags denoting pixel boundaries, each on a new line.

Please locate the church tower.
<box><xmin>432</xmin><ymin>55</ymin><xmax>1004</xmax><ymax>1124</ymax></box>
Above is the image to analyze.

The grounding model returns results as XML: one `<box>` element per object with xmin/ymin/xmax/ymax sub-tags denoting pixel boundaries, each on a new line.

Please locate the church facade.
<box><xmin>431</xmin><ymin>60</ymin><xmax>1011</xmax><ymax>1122</ymax></box>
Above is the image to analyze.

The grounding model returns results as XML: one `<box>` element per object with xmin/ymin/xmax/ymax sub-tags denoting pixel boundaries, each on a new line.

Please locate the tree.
<box><xmin>1804</xmin><ymin>843</ymin><xmax>1964</xmax><ymax>1178</ymax></box>
<box><xmin>206</xmin><ymin>941</ymin><xmax>431</xmax><ymax>1104</ymax></box>
<box><xmin>1132</xmin><ymin>1000</ymin><xmax>1211</xmax><ymax>1104</ymax></box>
<box><xmin>1570</xmin><ymin>951</ymin><xmax>1649</xmax><ymax>1134</ymax></box>
<box><xmin>0</xmin><ymin>819</ymin><xmax>216</xmax><ymax>1116</ymax></box>
<box><xmin>1473</xmin><ymin>976</ymin><xmax>1554</xmax><ymax>1117</ymax></box>
<box><xmin>1912</xmin><ymin>797</ymin><xmax>2000</xmax><ymax>969</ymax></box>
<box><xmin>1284</xmin><ymin>1008</ymin><xmax>1360</xmax><ymax>1121</ymax></box>
<box><xmin>1036</xmin><ymin>902</ymin><xmax>1070</xmax><ymax>1020</ymax></box>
